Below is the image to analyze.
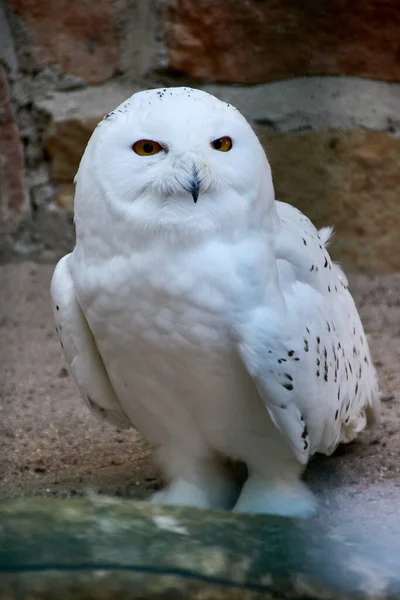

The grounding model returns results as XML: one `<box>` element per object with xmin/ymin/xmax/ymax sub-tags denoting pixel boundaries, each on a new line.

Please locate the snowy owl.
<box><xmin>51</xmin><ymin>87</ymin><xmax>380</xmax><ymax>518</ymax></box>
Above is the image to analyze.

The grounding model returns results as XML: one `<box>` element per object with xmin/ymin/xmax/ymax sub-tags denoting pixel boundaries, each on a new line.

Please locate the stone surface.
<box><xmin>1</xmin><ymin>493</ymin><xmax>400</xmax><ymax>599</ymax></box>
<box><xmin>37</xmin><ymin>78</ymin><xmax>400</xmax><ymax>136</ymax></box>
<box><xmin>0</xmin><ymin>1</ymin><xmax>18</xmax><ymax>73</ymax></box>
<box><xmin>44</xmin><ymin>116</ymin><xmax>99</xmax><ymax>183</ymax></box>
<box><xmin>166</xmin><ymin>0</ymin><xmax>400</xmax><ymax>84</ymax></box>
<box><xmin>117</xmin><ymin>0</ymin><xmax>166</xmax><ymax>80</ymax></box>
<box><xmin>0</xmin><ymin>64</ymin><xmax>28</xmax><ymax>233</ymax></box>
<box><xmin>8</xmin><ymin>0</ymin><xmax>120</xmax><ymax>85</ymax></box>
<box><xmin>259</xmin><ymin>128</ymin><xmax>400</xmax><ymax>273</ymax></box>
<box><xmin>37</xmin><ymin>82</ymin><xmax>135</xmax><ymax>183</ymax></box>
<box><xmin>205</xmin><ymin>78</ymin><xmax>400</xmax><ymax>135</ymax></box>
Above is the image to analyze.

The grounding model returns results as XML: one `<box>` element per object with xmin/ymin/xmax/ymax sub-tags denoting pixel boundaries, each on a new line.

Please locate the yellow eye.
<box><xmin>133</xmin><ymin>140</ymin><xmax>163</xmax><ymax>156</ymax></box>
<box><xmin>211</xmin><ymin>136</ymin><xmax>232</xmax><ymax>152</ymax></box>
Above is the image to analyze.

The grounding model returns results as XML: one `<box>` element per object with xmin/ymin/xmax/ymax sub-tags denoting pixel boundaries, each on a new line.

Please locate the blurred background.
<box><xmin>0</xmin><ymin>1</ymin><xmax>400</xmax><ymax>516</ymax></box>
<box><xmin>1</xmin><ymin>0</ymin><xmax>399</xmax><ymax>270</ymax></box>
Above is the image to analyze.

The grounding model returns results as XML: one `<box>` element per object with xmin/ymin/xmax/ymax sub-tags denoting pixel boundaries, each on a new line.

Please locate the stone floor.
<box><xmin>1</xmin><ymin>262</ymin><xmax>400</xmax><ymax>530</ymax></box>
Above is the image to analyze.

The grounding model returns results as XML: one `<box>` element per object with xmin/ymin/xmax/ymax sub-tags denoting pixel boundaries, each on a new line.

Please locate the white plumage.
<box><xmin>51</xmin><ymin>87</ymin><xmax>380</xmax><ymax>517</ymax></box>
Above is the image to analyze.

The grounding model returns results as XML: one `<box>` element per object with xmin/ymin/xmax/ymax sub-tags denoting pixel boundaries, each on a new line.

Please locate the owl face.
<box><xmin>75</xmin><ymin>88</ymin><xmax>274</xmax><ymax>241</ymax></box>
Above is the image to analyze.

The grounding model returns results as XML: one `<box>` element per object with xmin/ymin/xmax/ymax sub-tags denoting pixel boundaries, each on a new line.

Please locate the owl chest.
<box><xmin>83</xmin><ymin>252</ymin><xmax>238</xmax><ymax>381</ymax></box>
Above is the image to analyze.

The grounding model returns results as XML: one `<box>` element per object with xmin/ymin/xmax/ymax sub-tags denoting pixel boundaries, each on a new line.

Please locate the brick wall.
<box><xmin>0</xmin><ymin>0</ymin><xmax>399</xmax><ymax>270</ymax></box>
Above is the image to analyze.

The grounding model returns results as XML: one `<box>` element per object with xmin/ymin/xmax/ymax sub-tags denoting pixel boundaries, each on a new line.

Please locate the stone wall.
<box><xmin>0</xmin><ymin>0</ymin><xmax>399</xmax><ymax>270</ymax></box>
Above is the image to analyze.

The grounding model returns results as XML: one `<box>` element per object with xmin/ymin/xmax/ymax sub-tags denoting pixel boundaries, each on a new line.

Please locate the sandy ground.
<box><xmin>1</xmin><ymin>262</ymin><xmax>400</xmax><ymax>522</ymax></box>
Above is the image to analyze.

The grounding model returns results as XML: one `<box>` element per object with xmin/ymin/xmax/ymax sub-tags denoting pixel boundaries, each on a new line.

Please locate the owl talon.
<box><xmin>233</xmin><ymin>475</ymin><xmax>317</xmax><ymax>518</ymax></box>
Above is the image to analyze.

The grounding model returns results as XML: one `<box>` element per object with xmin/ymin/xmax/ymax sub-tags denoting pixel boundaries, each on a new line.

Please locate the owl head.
<box><xmin>74</xmin><ymin>87</ymin><xmax>275</xmax><ymax>246</ymax></box>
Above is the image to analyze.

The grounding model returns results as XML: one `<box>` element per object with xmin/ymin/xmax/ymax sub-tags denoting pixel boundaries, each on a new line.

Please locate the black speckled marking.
<box><xmin>282</xmin><ymin>383</ymin><xmax>294</xmax><ymax>391</ymax></box>
<box><xmin>304</xmin><ymin>339</ymin><xmax>309</xmax><ymax>352</ymax></box>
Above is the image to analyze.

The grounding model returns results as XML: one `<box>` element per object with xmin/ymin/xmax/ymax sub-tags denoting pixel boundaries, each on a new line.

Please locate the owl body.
<box><xmin>71</xmin><ymin>230</ymin><xmax>293</xmax><ymax>467</ymax></box>
<box><xmin>52</xmin><ymin>87</ymin><xmax>379</xmax><ymax>516</ymax></box>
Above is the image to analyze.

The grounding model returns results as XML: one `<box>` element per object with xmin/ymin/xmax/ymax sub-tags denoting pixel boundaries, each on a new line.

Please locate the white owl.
<box><xmin>51</xmin><ymin>87</ymin><xmax>380</xmax><ymax>518</ymax></box>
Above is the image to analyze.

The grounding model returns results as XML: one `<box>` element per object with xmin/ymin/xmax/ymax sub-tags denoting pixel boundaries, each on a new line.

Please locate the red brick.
<box><xmin>0</xmin><ymin>65</ymin><xmax>27</xmax><ymax>232</ymax></box>
<box><xmin>166</xmin><ymin>0</ymin><xmax>400</xmax><ymax>84</ymax></box>
<box><xmin>9</xmin><ymin>0</ymin><xmax>120</xmax><ymax>84</ymax></box>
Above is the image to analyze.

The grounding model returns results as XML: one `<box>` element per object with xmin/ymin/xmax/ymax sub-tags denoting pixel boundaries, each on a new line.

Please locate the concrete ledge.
<box><xmin>206</xmin><ymin>77</ymin><xmax>400</xmax><ymax>133</ymax></box>
<box><xmin>1</xmin><ymin>497</ymin><xmax>400</xmax><ymax>599</ymax></box>
<box><xmin>36</xmin><ymin>77</ymin><xmax>400</xmax><ymax>133</ymax></box>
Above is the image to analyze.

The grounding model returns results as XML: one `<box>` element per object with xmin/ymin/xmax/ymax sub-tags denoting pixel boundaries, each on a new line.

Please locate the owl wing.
<box><xmin>236</xmin><ymin>305</ymin><xmax>316</xmax><ymax>465</ymax></box>
<box><xmin>50</xmin><ymin>255</ymin><xmax>131</xmax><ymax>430</ymax></box>
<box><xmin>236</xmin><ymin>202</ymin><xmax>379</xmax><ymax>464</ymax></box>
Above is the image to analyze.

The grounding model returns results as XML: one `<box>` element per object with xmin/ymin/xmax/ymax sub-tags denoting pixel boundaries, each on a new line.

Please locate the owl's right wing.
<box><xmin>50</xmin><ymin>255</ymin><xmax>131</xmax><ymax>430</ymax></box>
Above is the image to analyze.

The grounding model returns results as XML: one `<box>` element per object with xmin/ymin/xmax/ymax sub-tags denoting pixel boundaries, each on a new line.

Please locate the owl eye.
<box><xmin>211</xmin><ymin>136</ymin><xmax>232</xmax><ymax>152</ymax></box>
<box><xmin>133</xmin><ymin>140</ymin><xmax>163</xmax><ymax>156</ymax></box>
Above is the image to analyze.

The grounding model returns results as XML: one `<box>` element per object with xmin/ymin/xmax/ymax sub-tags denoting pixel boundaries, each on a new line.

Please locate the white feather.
<box><xmin>51</xmin><ymin>256</ymin><xmax>131</xmax><ymax>430</ymax></box>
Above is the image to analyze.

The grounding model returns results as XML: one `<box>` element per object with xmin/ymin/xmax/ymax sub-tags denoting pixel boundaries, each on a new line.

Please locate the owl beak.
<box><xmin>189</xmin><ymin>168</ymin><xmax>200</xmax><ymax>203</ymax></box>
<box><xmin>191</xmin><ymin>182</ymin><xmax>200</xmax><ymax>203</ymax></box>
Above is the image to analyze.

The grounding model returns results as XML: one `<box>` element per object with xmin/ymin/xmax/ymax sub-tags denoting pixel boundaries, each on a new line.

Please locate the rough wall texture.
<box><xmin>165</xmin><ymin>0</ymin><xmax>400</xmax><ymax>84</ymax></box>
<box><xmin>8</xmin><ymin>0</ymin><xmax>120</xmax><ymax>84</ymax></box>
<box><xmin>0</xmin><ymin>0</ymin><xmax>399</xmax><ymax>270</ymax></box>
<box><xmin>0</xmin><ymin>63</ymin><xmax>27</xmax><ymax>232</ymax></box>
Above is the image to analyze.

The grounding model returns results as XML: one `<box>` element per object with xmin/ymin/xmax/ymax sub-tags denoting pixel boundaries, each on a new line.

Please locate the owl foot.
<box><xmin>233</xmin><ymin>474</ymin><xmax>317</xmax><ymax>518</ymax></box>
<box><xmin>151</xmin><ymin>472</ymin><xmax>238</xmax><ymax>510</ymax></box>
